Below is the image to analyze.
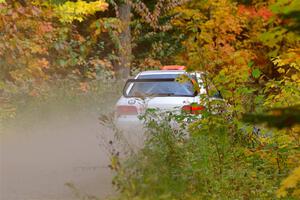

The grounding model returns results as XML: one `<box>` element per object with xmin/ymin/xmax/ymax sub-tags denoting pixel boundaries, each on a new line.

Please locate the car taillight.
<box><xmin>182</xmin><ymin>104</ymin><xmax>205</xmax><ymax>114</ymax></box>
<box><xmin>116</xmin><ymin>105</ymin><xmax>138</xmax><ymax>116</ymax></box>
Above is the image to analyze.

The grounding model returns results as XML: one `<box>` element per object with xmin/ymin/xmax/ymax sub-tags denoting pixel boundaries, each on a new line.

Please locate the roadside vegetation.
<box><xmin>0</xmin><ymin>0</ymin><xmax>299</xmax><ymax>199</ymax></box>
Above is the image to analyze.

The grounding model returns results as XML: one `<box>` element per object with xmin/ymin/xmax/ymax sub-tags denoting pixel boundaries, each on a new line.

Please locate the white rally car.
<box><xmin>115</xmin><ymin>65</ymin><xmax>208</xmax><ymax>128</ymax></box>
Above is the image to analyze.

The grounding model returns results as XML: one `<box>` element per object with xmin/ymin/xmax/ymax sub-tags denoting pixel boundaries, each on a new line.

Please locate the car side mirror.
<box><xmin>193</xmin><ymin>90</ymin><xmax>199</xmax><ymax>96</ymax></box>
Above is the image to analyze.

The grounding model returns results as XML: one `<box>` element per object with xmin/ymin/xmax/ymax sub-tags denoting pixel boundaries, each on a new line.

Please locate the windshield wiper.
<box><xmin>142</xmin><ymin>93</ymin><xmax>175</xmax><ymax>97</ymax></box>
<box><xmin>155</xmin><ymin>93</ymin><xmax>175</xmax><ymax>96</ymax></box>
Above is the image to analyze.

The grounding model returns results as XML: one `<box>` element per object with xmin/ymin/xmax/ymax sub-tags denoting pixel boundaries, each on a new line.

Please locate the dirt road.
<box><xmin>0</xmin><ymin>111</ymin><xmax>116</xmax><ymax>200</ymax></box>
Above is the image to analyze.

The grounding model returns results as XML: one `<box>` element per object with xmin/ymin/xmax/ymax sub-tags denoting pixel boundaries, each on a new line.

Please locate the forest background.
<box><xmin>0</xmin><ymin>0</ymin><xmax>299</xmax><ymax>199</ymax></box>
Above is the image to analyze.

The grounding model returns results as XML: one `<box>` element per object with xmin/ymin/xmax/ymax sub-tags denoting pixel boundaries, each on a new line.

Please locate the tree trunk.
<box><xmin>116</xmin><ymin>2</ymin><xmax>131</xmax><ymax>80</ymax></box>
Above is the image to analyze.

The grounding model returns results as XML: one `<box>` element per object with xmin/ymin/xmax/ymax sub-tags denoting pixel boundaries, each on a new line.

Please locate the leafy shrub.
<box><xmin>111</xmin><ymin>107</ymin><xmax>299</xmax><ymax>200</ymax></box>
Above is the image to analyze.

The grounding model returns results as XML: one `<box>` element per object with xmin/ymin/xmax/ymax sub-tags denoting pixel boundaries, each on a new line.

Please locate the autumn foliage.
<box><xmin>0</xmin><ymin>0</ymin><xmax>300</xmax><ymax>199</ymax></box>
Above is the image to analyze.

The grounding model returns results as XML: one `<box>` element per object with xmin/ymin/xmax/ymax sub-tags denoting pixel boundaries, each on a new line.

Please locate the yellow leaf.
<box><xmin>278</xmin><ymin>68</ymin><xmax>285</xmax><ymax>74</ymax></box>
<box><xmin>55</xmin><ymin>0</ymin><xmax>108</xmax><ymax>23</ymax></box>
<box><xmin>291</xmin><ymin>74</ymin><xmax>298</xmax><ymax>81</ymax></box>
<box><xmin>277</xmin><ymin>166</ymin><xmax>300</xmax><ymax>198</ymax></box>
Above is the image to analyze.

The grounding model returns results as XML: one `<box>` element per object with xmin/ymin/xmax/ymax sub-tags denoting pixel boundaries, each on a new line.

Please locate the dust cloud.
<box><xmin>0</xmin><ymin>94</ymin><xmax>123</xmax><ymax>200</ymax></box>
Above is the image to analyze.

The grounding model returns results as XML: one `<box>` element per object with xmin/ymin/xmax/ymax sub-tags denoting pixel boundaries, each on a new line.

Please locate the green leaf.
<box><xmin>58</xmin><ymin>59</ymin><xmax>67</xmax><ymax>67</ymax></box>
<box><xmin>252</xmin><ymin>68</ymin><xmax>261</xmax><ymax>78</ymax></box>
<box><xmin>248</xmin><ymin>60</ymin><xmax>255</xmax><ymax>68</ymax></box>
<box><xmin>95</xmin><ymin>21</ymin><xmax>100</xmax><ymax>29</ymax></box>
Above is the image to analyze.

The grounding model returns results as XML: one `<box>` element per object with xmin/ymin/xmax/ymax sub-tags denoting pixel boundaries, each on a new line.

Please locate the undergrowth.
<box><xmin>109</xmin><ymin>108</ymin><xmax>299</xmax><ymax>200</ymax></box>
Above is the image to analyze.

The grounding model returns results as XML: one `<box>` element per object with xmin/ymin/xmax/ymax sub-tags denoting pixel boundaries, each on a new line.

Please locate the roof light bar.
<box><xmin>160</xmin><ymin>65</ymin><xmax>186</xmax><ymax>70</ymax></box>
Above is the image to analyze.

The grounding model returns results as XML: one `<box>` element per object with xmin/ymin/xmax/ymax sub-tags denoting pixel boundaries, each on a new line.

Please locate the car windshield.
<box><xmin>124</xmin><ymin>74</ymin><xmax>196</xmax><ymax>97</ymax></box>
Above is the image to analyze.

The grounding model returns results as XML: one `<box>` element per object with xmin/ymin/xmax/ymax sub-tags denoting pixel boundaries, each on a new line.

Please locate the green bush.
<box><xmin>111</xmin><ymin>109</ymin><xmax>297</xmax><ymax>200</ymax></box>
